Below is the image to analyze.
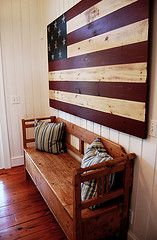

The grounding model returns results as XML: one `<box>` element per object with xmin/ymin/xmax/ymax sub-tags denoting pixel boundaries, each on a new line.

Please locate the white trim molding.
<box><xmin>11</xmin><ymin>156</ymin><xmax>24</xmax><ymax>167</ymax></box>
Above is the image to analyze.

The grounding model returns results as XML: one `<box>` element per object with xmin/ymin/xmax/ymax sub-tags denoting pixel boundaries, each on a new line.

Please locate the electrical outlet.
<box><xmin>129</xmin><ymin>209</ymin><xmax>134</xmax><ymax>225</ymax></box>
<box><xmin>149</xmin><ymin>120</ymin><xmax>157</xmax><ymax>137</ymax></box>
<box><xmin>11</xmin><ymin>95</ymin><xmax>20</xmax><ymax>104</ymax></box>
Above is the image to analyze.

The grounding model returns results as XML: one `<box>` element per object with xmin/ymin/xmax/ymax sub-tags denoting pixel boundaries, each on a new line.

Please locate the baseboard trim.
<box><xmin>128</xmin><ymin>231</ymin><xmax>139</xmax><ymax>240</ymax></box>
<box><xmin>11</xmin><ymin>156</ymin><xmax>24</xmax><ymax>167</ymax></box>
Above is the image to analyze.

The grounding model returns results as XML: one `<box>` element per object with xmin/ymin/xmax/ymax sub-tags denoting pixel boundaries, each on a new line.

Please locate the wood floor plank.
<box><xmin>0</xmin><ymin>166</ymin><xmax>67</xmax><ymax>240</ymax></box>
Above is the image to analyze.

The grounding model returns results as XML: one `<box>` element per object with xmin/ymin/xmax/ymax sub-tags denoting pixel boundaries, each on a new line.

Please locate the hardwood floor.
<box><xmin>0</xmin><ymin>166</ymin><xmax>66</xmax><ymax>240</ymax></box>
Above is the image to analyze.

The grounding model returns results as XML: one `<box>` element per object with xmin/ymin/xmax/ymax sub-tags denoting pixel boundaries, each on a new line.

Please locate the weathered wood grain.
<box><xmin>67</xmin><ymin>0</ymin><xmax>137</xmax><ymax>33</ymax></box>
<box><xmin>68</xmin><ymin>19</ymin><xmax>148</xmax><ymax>58</ymax></box>
<box><xmin>49</xmin><ymin>62</ymin><xmax>147</xmax><ymax>83</ymax></box>
<box><xmin>0</xmin><ymin>167</ymin><xmax>66</xmax><ymax>240</ymax></box>
<box><xmin>50</xmin><ymin>100</ymin><xmax>146</xmax><ymax>138</ymax></box>
<box><xmin>49</xmin><ymin>90</ymin><xmax>145</xmax><ymax>121</ymax></box>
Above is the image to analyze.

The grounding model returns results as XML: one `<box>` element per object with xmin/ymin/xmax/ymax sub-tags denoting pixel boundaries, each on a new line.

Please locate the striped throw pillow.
<box><xmin>81</xmin><ymin>138</ymin><xmax>114</xmax><ymax>202</ymax></box>
<box><xmin>34</xmin><ymin>120</ymin><xmax>65</xmax><ymax>154</ymax></box>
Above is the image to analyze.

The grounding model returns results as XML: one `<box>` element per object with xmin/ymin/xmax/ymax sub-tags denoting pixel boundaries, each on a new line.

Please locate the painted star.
<box><xmin>54</xmin><ymin>41</ymin><xmax>58</xmax><ymax>49</ymax></box>
<box><xmin>58</xmin><ymin>28</ymin><xmax>61</xmax><ymax>37</ymax></box>
<box><xmin>54</xmin><ymin>21</ymin><xmax>57</xmax><ymax>29</ymax></box>
<box><xmin>62</xmin><ymin>15</ymin><xmax>65</xmax><ymax>23</ymax></box>
<box><xmin>62</xmin><ymin>38</ymin><xmax>66</xmax><ymax>45</ymax></box>
<box><xmin>58</xmin><ymin>50</ymin><xmax>62</xmax><ymax>58</ymax></box>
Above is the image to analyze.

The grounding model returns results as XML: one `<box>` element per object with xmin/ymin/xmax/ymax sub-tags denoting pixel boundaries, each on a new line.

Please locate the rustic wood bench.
<box><xmin>22</xmin><ymin>116</ymin><xmax>136</xmax><ymax>240</ymax></box>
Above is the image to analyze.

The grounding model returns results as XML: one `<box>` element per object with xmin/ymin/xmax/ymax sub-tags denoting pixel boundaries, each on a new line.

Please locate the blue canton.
<box><xmin>47</xmin><ymin>14</ymin><xmax>67</xmax><ymax>62</ymax></box>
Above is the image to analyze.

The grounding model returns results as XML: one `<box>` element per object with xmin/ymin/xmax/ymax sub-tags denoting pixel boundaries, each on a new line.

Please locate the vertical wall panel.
<box><xmin>94</xmin><ymin>123</ymin><xmax>101</xmax><ymax>135</ymax></box>
<box><xmin>146</xmin><ymin>158</ymin><xmax>157</xmax><ymax>240</ymax></box>
<box><xmin>118</xmin><ymin>132</ymin><xmax>130</xmax><ymax>152</ymax></box>
<box><xmin>109</xmin><ymin>129</ymin><xmax>119</xmax><ymax>143</ymax></box>
<box><xmin>0</xmin><ymin>0</ymin><xmax>49</xmax><ymax>166</ymax></box>
<box><xmin>129</xmin><ymin>136</ymin><xmax>142</xmax><ymax>233</ymax></box>
<box><xmin>101</xmin><ymin>126</ymin><xmax>110</xmax><ymax>139</ymax></box>
<box><xmin>133</xmin><ymin>141</ymin><xmax>156</xmax><ymax>240</ymax></box>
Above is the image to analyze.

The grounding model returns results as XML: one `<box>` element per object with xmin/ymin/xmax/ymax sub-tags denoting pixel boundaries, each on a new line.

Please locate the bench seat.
<box><xmin>25</xmin><ymin>147</ymin><xmax>80</xmax><ymax>207</ymax></box>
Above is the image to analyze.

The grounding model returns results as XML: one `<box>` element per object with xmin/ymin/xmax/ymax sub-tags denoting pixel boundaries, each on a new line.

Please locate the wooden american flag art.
<box><xmin>48</xmin><ymin>0</ymin><xmax>149</xmax><ymax>138</ymax></box>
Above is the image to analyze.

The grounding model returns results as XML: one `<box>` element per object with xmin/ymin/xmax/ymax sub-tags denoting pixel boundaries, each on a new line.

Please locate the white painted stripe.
<box><xmin>67</xmin><ymin>19</ymin><xmax>148</xmax><ymax>58</ymax></box>
<box><xmin>49</xmin><ymin>62</ymin><xmax>147</xmax><ymax>83</ymax></box>
<box><xmin>67</xmin><ymin>0</ymin><xmax>137</xmax><ymax>34</ymax></box>
<box><xmin>49</xmin><ymin>90</ymin><xmax>145</xmax><ymax>121</ymax></box>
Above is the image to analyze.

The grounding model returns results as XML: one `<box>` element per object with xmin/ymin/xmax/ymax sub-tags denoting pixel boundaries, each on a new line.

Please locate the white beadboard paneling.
<box><xmin>70</xmin><ymin>135</ymin><xmax>79</xmax><ymax>150</ymax></box>
<box><xmin>129</xmin><ymin>136</ymin><xmax>142</xmax><ymax>232</ymax></box>
<box><xmin>146</xmin><ymin>153</ymin><xmax>157</xmax><ymax>240</ymax></box>
<box><xmin>0</xmin><ymin>0</ymin><xmax>16</xmax><ymax>158</ymax></box>
<box><xmin>80</xmin><ymin>117</ymin><xmax>87</xmax><ymax>129</ymax></box>
<box><xmin>0</xmin><ymin>38</ymin><xmax>11</xmax><ymax>168</ymax></box>
<box><xmin>101</xmin><ymin>125</ymin><xmax>110</xmax><ymax>139</ymax></box>
<box><xmin>29</xmin><ymin>0</ymin><xmax>43</xmax><ymax>117</ymax></box>
<box><xmin>0</xmin><ymin>0</ymin><xmax>49</xmax><ymax>165</ymax></box>
<box><xmin>118</xmin><ymin>132</ymin><xmax>130</xmax><ymax>152</ymax></box>
<box><xmin>59</xmin><ymin>110</ymin><xmax>65</xmax><ymax>119</ymax></box>
<box><xmin>64</xmin><ymin>112</ymin><xmax>68</xmax><ymax>121</ymax></box>
<box><xmin>66</xmin><ymin>113</ymin><xmax>71</xmax><ymax>122</ymax></box>
<box><xmin>133</xmin><ymin>140</ymin><xmax>157</xmax><ymax>240</ymax></box>
<box><xmin>70</xmin><ymin>114</ymin><xmax>76</xmax><ymax>124</ymax></box>
<box><xmin>49</xmin><ymin>107</ymin><xmax>59</xmax><ymax>117</ymax></box>
<box><xmin>109</xmin><ymin>129</ymin><xmax>119</xmax><ymax>143</ymax></box>
<box><xmin>93</xmin><ymin>123</ymin><xmax>101</xmax><ymax>135</ymax></box>
<box><xmin>75</xmin><ymin>116</ymin><xmax>81</xmax><ymax>126</ymax></box>
<box><xmin>21</xmin><ymin>0</ymin><xmax>35</xmax><ymax>118</ymax></box>
<box><xmin>86</xmin><ymin>120</ymin><xmax>94</xmax><ymax>132</ymax></box>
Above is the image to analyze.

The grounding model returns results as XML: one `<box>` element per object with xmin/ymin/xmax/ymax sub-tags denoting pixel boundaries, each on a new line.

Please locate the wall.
<box><xmin>0</xmin><ymin>34</ymin><xmax>10</xmax><ymax>169</ymax></box>
<box><xmin>0</xmin><ymin>0</ymin><xmax>49</xmax><ymax>167</ymax></box>
<box><xmin>0</xmin><ymin>0</ymin><xmax>157</xmax><ymax>239</ymax></box>
<box><xmin>40</xmin><ymin>1</ymin><xmax>157</xmax><ymax>240</ymax></box>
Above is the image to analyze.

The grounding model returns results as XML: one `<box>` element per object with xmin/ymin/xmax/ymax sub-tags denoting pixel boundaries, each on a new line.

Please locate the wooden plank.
<box><xmin>0</xmin><ymin>214</ymin><xmax>58</xmax><ymax>240</ymax></box>
<box><xmin>0</xmin><ymin>166</ymin><xmax>66</xmax><ymax>240</ymax></box>
<box><xmin>82</xmin><ymin>205</ymin><xmax>122</xmax><ymax>239</ymax></box>
<box><xmin>73</xmin><ymin>170</ymin><xmax>82</xmax><ymax>240</ymax></box>
<box><xmin>67</xmin><ymin>0</ymin><xmax>148</xmax><ymax>45</ymax></box>
<box><xmin>49</xmin><ymin>62</ymin><xmax>147</xmax><ymax>83</ymax></box>
<box><xmin>25</xmin><ymin>148</ymin><xmax>80</xmax><ymax>207</ymax></box>
<box><xmin>51</xmin><ymin>100</ymin><xmax>146</xmax><ymax>138</ymax></box>
<box><xmin>66</xmin><ymin>0</ymin><xmax>102</xmax><ymax>21</ymax></box>
<box><xmin>25</xmin><ymin>155</ymin><xmax>74</xmax><ymax>240</ymax></box>
<box><xmin>67</xmin><ymin>0</ymin><xmax>137</xmax><ymax>33</ymax></box>
<box><xmin>67</xmin><ymin>19</ymin><xmax>148</xmax><ymax>58</ymax></box>
<box><xmin>49</xmin><ymin>81</ymin><xmax>147</xmax><ymax>102</ymax></box>
<box><xmin>49</xmin><ymin>41</ymin><xmax>147</xmax><ymax>71</ymax></box>
<box><xmin>81</xmin><ymin>189</ymin><xmax>124</xmax><ymax>209</ymax></box>
<box><xmin>56</xmin><ymin>117</ymin><xmax>127</xmax><ymax>158</ymax></box>
<box><xmin>49</xmin><ymin>90</ymin><xmax>145</xmax><ymax>121</ymax></box>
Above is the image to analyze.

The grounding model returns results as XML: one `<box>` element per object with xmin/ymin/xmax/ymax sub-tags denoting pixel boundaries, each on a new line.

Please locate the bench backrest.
<box><xmin>22</xmin><ymin>116</ymin><xmax>127</xmax><ymax>159</ymax></box>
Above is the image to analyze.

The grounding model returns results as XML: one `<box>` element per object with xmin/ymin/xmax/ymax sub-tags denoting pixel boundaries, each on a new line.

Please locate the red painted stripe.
<box><xmin>49</xmin><ymin>82</ymin><xmax>147</xmax><ymax>102</ymax></box>
<box><xmin>67</xmin><ymin>0</ymin><xmax>148</xmax><ymax>45</ymax></box>
<box><xmin>66</xmin><ymin>0</ymin><xmax>102</xmax><ymax>21</ymax></box>
<box><xmin>50</xmin><ymin>99</ymin><xmax>147</xmax><ymax>138</ymax></box>
<box><xmin>49</xmin><ymin>41</ymin><xmax>148</xmax><ymax>71</ymax></box>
